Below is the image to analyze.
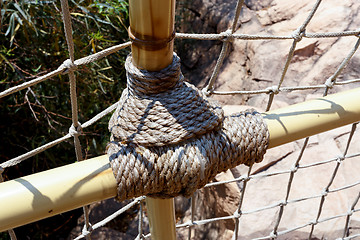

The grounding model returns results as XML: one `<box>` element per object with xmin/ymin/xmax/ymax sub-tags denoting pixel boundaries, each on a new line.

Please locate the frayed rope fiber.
<box><xmin>107</xmin><ymin>53</ymin><xmax>269</xmax><ymax>201</ymax></box>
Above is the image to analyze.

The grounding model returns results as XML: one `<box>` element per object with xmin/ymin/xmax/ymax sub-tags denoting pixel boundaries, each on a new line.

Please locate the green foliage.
<box><xmin>0</xmin><ymin>1</ymin><xmax>129</xmax><ymax>238</ymax></box>
<box><xmin>0</xmin><ymin>232</ymin><xmax>10</xmax><ymax>240</ymax></box>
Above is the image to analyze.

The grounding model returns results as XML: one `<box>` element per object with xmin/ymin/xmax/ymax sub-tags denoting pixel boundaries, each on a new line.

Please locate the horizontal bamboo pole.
<box><xmin>264</xmin><ymin>87</ymin><xmax>360</xmax><ymax>148</ymax></box>
<box><xmin>0</xmin><ymin>155</ymin><xmax>117</xmax><ymax>232</ymax></box>
<box><xmin>0</xmin><ymin>87</ymin><xmax>360</xmax><ymax>232</ymax></box>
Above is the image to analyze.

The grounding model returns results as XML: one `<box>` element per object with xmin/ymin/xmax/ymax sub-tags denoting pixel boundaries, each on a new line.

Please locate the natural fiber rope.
<box><xmin>109</xmin><ymin>53</ymin><xmax>224</xmax><ymax>147</ymax></box>
<box><xmin>107</xmin><ymin>53</ymin><xmax>269</xmax><ymax>201</ymax></box>
<box><xmin>108</xmin><ymin>110</ymin><xmax>269</xmax><ymax>201</ymax></box>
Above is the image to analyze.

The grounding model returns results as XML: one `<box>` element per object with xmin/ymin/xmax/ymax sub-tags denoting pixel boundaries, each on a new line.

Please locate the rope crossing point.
<box><xmin>107</xmin><ymin>53</ymin><xmax>269</xmax><ymax>201</ymax></box>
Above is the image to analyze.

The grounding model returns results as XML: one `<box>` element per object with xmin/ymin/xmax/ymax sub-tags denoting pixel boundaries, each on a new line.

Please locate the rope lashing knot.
<box><xmin>69</xmin><ymin>122</ymin><xmax>82</xmax><ymax>137</ymax></box>
<box><xmin>336</xmin><ymin>155</ymin><xmax>345</xmax><ymax>162</ymax></box>
<box><xmin>269</xmin><ymin>231</ymin><xmax>278</xmax><ymax>238</ymax></box>
<box><xmin>107</xmin><ymin>53</ymin><xmax>269</xmax><ymax>201</ymax></box>
<box><xmin>202</xmin><ymin>87</ymin><xmax>212</xmax><ymax>97</ymax></box>
<box><xmin>325</xmin><ymin>77</ymin><xmax>334</xmax><ymax>89</ymax></box>
<box><xmin>321</xmin><ymin>189</ymin><xmax>328</xmax><ymax>197</ymax></box>
<box><xmin>292</xmin><ymin>27</ymin><xmax>305</xmax><ymax>42</ymax></box>
<box><xmin>109</xmin><ymin>53</ymin><xmax>224</xmax><ymax>147</ymax></box>
<box><xmin>233</xmin><ymin>209</ymin><xmax>241</xmax><ymax>218</ymax></box>
<box><xmin>60</xmin><ymin>59</ymin><xmax>78</xmax><ymax>74</ymax></box>
<box><xmin>220</xmin><ymin>29</ymin><xmax>234</xmax><ymax>42</ymax></box>
<box><xmin>310</xmin><ymin>220</ymin><xmax>318</xmax><ymax>226</ymax></box>
<box><xmin>81</xmin><ymin>223</ymin><xmax>92</xmax><ymax>236</ymax></box>
<box><xmin>347</xmin><ymin>209</ymin><xmax>354</xmax><ymax>216</ymax></box>
<box><xmin>279</xmin><ymin>201</ymin><xmax>287</xmax><ymax>207</ymax></box>
<box><xmin>266</xmin><ymin>86</ymin><xmax>280</xmax><ymax>95</ymax></box>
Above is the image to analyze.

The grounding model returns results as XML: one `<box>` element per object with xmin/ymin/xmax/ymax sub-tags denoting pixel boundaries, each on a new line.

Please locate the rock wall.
<box><xmin>177</xmin><ymin>0</ymin><xmax>360</xmax><ymax>239</ymax></box>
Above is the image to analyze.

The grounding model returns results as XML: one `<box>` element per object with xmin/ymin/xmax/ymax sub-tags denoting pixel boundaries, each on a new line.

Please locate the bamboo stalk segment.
<box><xmin>146</xmin><ymin>197</ymin><xmax>177</xmax><ymax>239</ymax></box>
<box><xmin>129</xmin><ymin>0</ymin><xmax>175</xmax><ymax>71</ymax></box>
<box><xmin>264</xmin><ymin>87</ymin><xmax>360</xmax><ymax>148</ymax></box>
<box><xmin>128</xmin><ymin>0</ymin><xmax>177</xmax><ymax>239</ymax></box>
<box><xmin>0</xmin><ymin>155</ymin><xmax>116</xmax><ymax>232</ymax></box>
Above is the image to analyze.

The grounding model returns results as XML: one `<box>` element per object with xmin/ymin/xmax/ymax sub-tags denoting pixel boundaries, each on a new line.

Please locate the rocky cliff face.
<box><xmin>177</xmin><ymin>0</ymin><xmax>360</xmax><ymax>239</ymax></box>
<box><xmin>178</xmin><ymin>0</ymin><xmax>360</xmax><ymax>106</ymax></box>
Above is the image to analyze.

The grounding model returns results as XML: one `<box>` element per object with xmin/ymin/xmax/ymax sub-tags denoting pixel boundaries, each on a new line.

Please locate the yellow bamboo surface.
<box><xmin>0</xmin><ymin>155</ymin><xmax>116</xmax><ymax>232</ymax></box>
<box><xmin>146</xmin><ymin>198</ymin><xmax>177</xmax><ymax>239</ymax></box>
<box><xmin>128</xmin><ymin>0</ymin><xmax>177</xmax><ymax>239</ymax></box>
<box><xmin>129</xmin><ymin>0</ymin><xmax>175</xmax><ymax>71</ymax></box>
<box><xmin>264</xmin><ymin>87</ymin><xmax>360</xmax><ymax>148</ymax></box>
<box><xmin>0</xmin><ymin>87</ymin><xmax>360</xmax><ymax>232</ymax></box>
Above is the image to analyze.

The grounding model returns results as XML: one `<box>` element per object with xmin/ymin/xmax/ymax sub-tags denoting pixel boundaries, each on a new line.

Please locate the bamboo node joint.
<box><xmin>128</xmin><ymin>27</ymin><xmax>176</xmax><ymax>51</ymax></box>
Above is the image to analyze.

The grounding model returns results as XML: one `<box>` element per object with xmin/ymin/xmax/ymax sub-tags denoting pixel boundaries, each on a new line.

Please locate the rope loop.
<box><xmin>233</xmin><ymin>209</ymin><xmax>241</xmax><ymax>218</ymax></box>
<box><xmin>279</xmin><ymin>201</ymin><xmax>287</xmax><ymax>207</ymax></box>
<box><xmin>310</xmin><ymin>220</ymin><xmax>318</xmax><ymax>226</ymax></box>
<box><xmin>69</xmin><ymin>122</ymin><xmax>82</xmax><ymax>137</ymax></box>
<box><xmin>336</xmin><ymin>155</ymin><xmax>345</xmax><ymax>163</ymax></box>
<box><xmin>266</xmin><ymin>86</ymin><xmax>280</xmax><ymax>95</ymax></box>
<box><xmin>202</xmin><ymin>87</ymin><xmax>212</xmax><ymax>97</ymax></box>
<box><xmin>321</xmin><ymin>189</ymin><xmax>328</xmax><ymax>197</ymax></box>
<box><xmin>60</xmin><ymin>59</ymin><xmax>78</xmax><ymax>74</ymax></box>
<box><xmin>292</xmin><ymin>27</ymin><xmax>305</xmax><ymax>42</ymax></box>
<box><xmin>220</xmin><ymin>29</ymin><xmax>234</xmax><ymax>42</ymax></box>
<box><xmin>81</xmin><ymin>223</ymin><xmax>92</xmax><ymax>236</ymax></box>
<box><xmin>269</xmin><ymin>231</ymin><xmax>278</xmax><ymax>238</ymax></box>
<box><xmin>348</xmin><ymin>209</ymin><xmax>354</xmax><ymax>216</ymax></box>
<box><xmin>324</xmin><ymin>77</ymin><xmax>334</xmax><ymax>89</ymax></box>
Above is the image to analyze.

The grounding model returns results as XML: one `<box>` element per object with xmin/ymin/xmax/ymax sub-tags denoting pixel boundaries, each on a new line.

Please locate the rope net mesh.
<box><xmin>1</xmin><ymin>0</ymin><xmax>360</xmax><ymax>239</ymax></box>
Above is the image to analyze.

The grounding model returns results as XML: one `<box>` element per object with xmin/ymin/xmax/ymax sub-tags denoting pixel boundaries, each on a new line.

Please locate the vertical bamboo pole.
<box><xmin>129</xmin><ymin>0</ymin><xmax>175</xmax><ymax>71</ymax></box>
<box><xmin>128</xmin><ymin>0</ymin><xmax>177</xmax><ymax>239</ymax></box>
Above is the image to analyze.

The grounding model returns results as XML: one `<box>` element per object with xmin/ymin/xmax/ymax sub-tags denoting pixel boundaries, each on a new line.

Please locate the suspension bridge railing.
<box><xmin>0</xmin><ymin>86</ymin><xmax>360</xmax><ymax>233</ymax></box>
<box><xmin>1</xmin><ymin>0</ymin><xmax>360</xmax><ymax>239</ymax></box>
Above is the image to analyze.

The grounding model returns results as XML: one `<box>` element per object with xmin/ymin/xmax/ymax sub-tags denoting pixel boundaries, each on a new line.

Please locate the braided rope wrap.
<box><xmin>108</xmin><ymin>53</ymin><xmax>224</xmax><ymax>147</ymax></box>
<box><xmin>107</xmin><ymin>110</ymin><xmax>269</xmax><ymax>201</ymax></box>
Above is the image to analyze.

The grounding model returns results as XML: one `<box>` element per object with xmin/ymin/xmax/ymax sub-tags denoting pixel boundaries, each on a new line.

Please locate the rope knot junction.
<box><xmin>60</xmin><ymin>59</ymin><xmax>78</xmax><ymax>74</ymax></box>
<box><xmin>267</xmin><ymin>85</ymin><xmax>280</xmax><ymax>95</ymax></box>
<box><xmin>220</xmin><ymin>29</ymin><xmax>234</xmax><ymax>42</ymax></box>
<box><xmin>107</xmin><ymin>53</ymin><xmax>269</xmax><ymax>201</ymax></box>
<box><xmin>325</xmin><ymin>77</ymin><xmax>334</xmax><ymax>89</ymax></box>
<box><xmin>69</xmin><ymin>122</ymin><xmax>82</xmax><ymax>137</ymax></box>
<box><xmin>292</xmin><ymin>27</ymin><xmax>305</xmax><ymax>42</ymax></box>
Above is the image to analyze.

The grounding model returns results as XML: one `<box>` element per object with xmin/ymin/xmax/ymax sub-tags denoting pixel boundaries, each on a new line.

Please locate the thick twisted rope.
<box><xmin>108</xmin><ymin>110</ymin><xmax>268</xmax><ymax>201</ymax></box>
<box><xmin>109</xmin><ymin>53</ymin><xmax>224</xmax><ymax>147</ymax></box>
<box><xmin>107</xmin><ymin>53</ymin><xmax>269</xmax><ymax>201</ymax></box>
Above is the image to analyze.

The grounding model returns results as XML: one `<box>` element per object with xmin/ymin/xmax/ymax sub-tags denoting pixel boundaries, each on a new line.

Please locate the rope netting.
<box><xmin>1</xmin><ymin>0</ymin><xmax>360</xmax><ymax>239</ymax></box>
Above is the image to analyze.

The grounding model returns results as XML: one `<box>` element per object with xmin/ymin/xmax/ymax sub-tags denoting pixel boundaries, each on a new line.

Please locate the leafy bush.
<box><xmin>1</xmin><ymin>0</ymin><xmax>129</xmax><ymax>238</ymax></box>
<box><xmin>1</xmin><ymin>0</ymin><xmax>129</xmax><ymax>172</ymax></box>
